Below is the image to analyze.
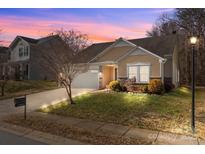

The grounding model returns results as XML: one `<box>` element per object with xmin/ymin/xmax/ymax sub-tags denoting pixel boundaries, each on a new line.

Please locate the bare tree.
<box><xmin>146</xmin><ymin>14</ymin><xmax>180</xmax><ymax>37</ymax></box>
<box><xmin>39</xmin><ymin>35</ymin><xmax>88</xmax><ymax>104</ymax></box>
<box><xmin>174</xmin><ymin>8</ymin><xmax>205</xmax><ymax>36</ymax></box>
<box><xmin>0</xmin><ymin>69</ymin><xmax>9</xmax><ymax>96</ymax></box>
<box><xmin>50</xmin><ymin>29</ymin><xmax>90</xmax><ymax>56</ymax></box>
<box><xmin>0</xmin><ymin>29</ymin><xmax>8</xmax><ymax>96</ymax></box>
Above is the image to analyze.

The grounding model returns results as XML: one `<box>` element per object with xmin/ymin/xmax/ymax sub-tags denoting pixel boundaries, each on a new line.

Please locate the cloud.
<box><xmin>0</xmin><ymin>14</ymin><xmax>152</xmax><ymax>46</ymax></box>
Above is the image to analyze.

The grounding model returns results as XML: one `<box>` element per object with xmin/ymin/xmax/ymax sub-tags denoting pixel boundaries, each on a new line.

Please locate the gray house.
<box><xmin>0</xmin><ymin>46</ymin><xmax>9</xmax><ymax>78</ymax></box>
<box><xmin>7</xmin><ymin>35</ymin><xmax>70</xmax><ymax>80</ymax></box>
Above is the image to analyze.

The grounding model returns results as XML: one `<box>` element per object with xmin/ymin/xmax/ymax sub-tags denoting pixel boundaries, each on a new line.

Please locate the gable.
<box><xmin>113</xmin><ymin>39</ymin><xmax>135</xmax><ymax>47</ymax></box>
<box><xmin>89</xmin><ymin>39</ymin><xmax>135</xmax><ymax>63</ymax></box>
<box><xmin>92</xmin><ymin>46</ymin><xmax>134</xmax><ymax>63</ymax></box>
<box><xmin>130</xmin><ymin>48</ymin><xmax>146</xmax><ymax>56</ymax></box>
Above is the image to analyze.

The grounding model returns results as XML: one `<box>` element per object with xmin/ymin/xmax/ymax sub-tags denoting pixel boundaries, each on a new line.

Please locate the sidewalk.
<box><xmin>12</xmin><ymin>112</ymin><xmax>204</xmax><ymax>145</ymax></box>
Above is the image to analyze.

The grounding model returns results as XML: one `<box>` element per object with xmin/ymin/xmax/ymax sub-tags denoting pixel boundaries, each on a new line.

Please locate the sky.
<box><xmin>0</xmin><ymin>8</ymin><xmax>174</xmax><ymax>46</ymax></box>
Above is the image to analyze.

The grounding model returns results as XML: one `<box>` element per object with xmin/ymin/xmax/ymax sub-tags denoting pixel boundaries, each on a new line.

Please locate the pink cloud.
<box><xmin>0</xmin><ymin>15</ymin><xmax>152</xmax><ymax>46</ymax></box>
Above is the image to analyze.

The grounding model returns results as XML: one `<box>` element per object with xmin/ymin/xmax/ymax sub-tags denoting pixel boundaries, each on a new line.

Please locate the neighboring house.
<box><xmin>73</xmin><ymin>35</ymin><xmax>181</xmax><ymax>89</ymax></box>
<box><xmin>0</xmin><ymin>46</ymin><xmax>9</xmax><ymax>78</ymax></box>
<box><xmin>7</xmin><ymin>35</ymin><xmax>70</xmax><ymax>80</ymax></box>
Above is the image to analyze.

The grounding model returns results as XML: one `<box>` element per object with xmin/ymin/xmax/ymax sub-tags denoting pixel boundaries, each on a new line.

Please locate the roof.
<box><xmin>9</xmin><ymin>35</ymin><xmax>60</xmax><ymax>48</ymax></box>
<box><xmin>0</xmin><ymin>46</ymin><xmax>8</xmax><ymax>54</ymax></box>
<box><xmin>75</xmin><ymin>34</ymin><xmax>181</xmax><ymax>63</ymax></box>
<box><xmin>17</xmin><ymin>36</ymin><xmax>38</xmax><ymax>44</ymax></box>
<box><xmin>92</xmin><ymin>46</ymin><xmax>133</xmax><ymax>62</ymax></box>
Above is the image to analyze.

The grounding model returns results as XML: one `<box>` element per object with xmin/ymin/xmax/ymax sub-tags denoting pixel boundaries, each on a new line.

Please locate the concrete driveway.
<box><xmin>0</xmin><ymin>88</ymin><xmax>94</xmax><ymax>117</ymax></box>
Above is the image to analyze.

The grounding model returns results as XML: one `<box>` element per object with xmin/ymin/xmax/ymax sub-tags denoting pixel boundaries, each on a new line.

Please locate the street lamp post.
<box><xmin>190</xmin><ymin>36</ymin><xmax>197</xmax><ymax>133</ymax></box>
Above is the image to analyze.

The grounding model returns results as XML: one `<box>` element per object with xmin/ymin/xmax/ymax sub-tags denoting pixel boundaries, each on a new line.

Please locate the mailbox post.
<box><xmin>14</xmin><ymin>95</ymin><xmax>27</xmax><ymax>120</ymax></box>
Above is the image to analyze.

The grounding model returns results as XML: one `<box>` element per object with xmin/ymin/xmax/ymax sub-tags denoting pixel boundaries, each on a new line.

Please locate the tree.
<box><xmin>0</xmin><ymin>71</ymin><xmax>9</xmax><ymax>96</ymax></box>
<box><xmin>0</xmin><ymin>29</ymin><xmax>10</xmax><ymax>96</ymax></box>
<box><xmin>174</xmin><ymin>8</ymin><xmax>205</xmax><ymax>36</ymax></box>
<box><xmin>39</xmin><ymin>34</ymin><xmax>88</xmax><ymax>104</ymax></box>
<box><xmin>146</xmin><ymin>9</ymin><xmax>205</xmax><ymax>86</ymax></box>
<box><xmin>146</xmin><ymin>14</ymin><xmax>179</xmax><ymax>37</ymax></box>
<box><xmin>50</xmin><ymin>29</ymin><xmax>90</xmax><ymax>56</ymax></box>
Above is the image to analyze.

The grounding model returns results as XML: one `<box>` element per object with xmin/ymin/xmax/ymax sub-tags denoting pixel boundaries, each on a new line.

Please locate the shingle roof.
<box><xmin>17</xmin><ymin>36</ymin><xmax>38</xmax><ymax>44</ymax></box>
<box><xmin>17</xmin><ymin>35</ymin><xmax>59</xmax><ymax>45</ymax></box>
<box><xmin>0</xmin><ymin>46</ymin><xmax>8</xmax><ymax>54</ymax></box>
<box><xmin>75</xmin><ymin>34</ymin><xmax>181</xmax><ymax>63</ymax></box>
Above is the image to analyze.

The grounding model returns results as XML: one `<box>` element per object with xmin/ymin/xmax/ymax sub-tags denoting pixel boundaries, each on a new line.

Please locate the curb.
<box><xmin>0</xmin><ymin>122</ymin><xmax>87</xmax><ymax>145</ymax></box>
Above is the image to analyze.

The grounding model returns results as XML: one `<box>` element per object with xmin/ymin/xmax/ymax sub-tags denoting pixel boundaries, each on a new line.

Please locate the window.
<box><xmin>19</xmin><ymin>47</ymin><xmax>23</xmax><ymax>57</ymax></box>
<box><xmin>19</xmin><ymin>46</ymin><xmax>29</xmax><ymax>57</ymax></box>
<box><xmin>128</xmin><ymin>66</ymin><xmax>138</xmax><ymax>79</ymax></box>
<box><xmin>139</xmin><ymin>66</ymin><xmax>149</xmax><ymax>82</ymax></box>
<box><xmin>128</xmin><ymin>64</ymin><xmax>150</xmax><ymax>83</ymax></box>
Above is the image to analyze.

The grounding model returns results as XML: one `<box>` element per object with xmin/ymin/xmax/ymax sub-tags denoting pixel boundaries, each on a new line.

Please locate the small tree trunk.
<box><xmin>63</xmin><ymin>83</ymin><xmax>74</xmax><ymax>104</ymax></box>
<box><xmin>68</xmin><ymin>84</ymin><xmax>75</xmax><ymax>104</ymax></box>
<box><xmin>1</xmin><ymin>85</ymin><xmax>4</xmax><ymax>96</ymax></box>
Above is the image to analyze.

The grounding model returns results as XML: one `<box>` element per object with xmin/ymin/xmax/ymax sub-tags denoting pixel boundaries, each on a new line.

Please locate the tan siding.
<box><xmin>118</xmin><ymin>54</ymin><xmax>160</xmax><ymax>78</ymax></box>
<box><xmin>102</xmin><ymin>66</ymin><xmax>114</xmax><ymax>87</ymax></box>
<box><xmin>94</xmin><ymin>46</ymin><xmax>133</xmax><ymax>62</ymax></box>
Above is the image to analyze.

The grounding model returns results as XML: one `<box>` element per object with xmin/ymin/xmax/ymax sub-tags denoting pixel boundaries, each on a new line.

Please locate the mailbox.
<box><xmin>14</xmin><ymin>95</ymin><xmax>27</xmax><ymax>120</ymax></box>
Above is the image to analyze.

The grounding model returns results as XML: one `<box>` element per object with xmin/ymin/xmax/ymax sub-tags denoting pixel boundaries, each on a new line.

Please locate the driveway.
<box><xmin>0</xmin><ymin>88</ymin><xmax>94</xmax><ymax>117</ymax></box>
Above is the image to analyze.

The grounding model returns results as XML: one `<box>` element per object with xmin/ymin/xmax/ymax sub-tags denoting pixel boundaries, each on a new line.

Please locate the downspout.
<box><xmin>159</xmin><ymin>59</ymin><xmax>167</xmax><ymax>84</ymax></box>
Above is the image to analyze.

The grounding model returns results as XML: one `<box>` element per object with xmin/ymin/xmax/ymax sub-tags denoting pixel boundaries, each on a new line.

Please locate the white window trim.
<box><xmin>127</xmin><ymin>63</ymin><xmax>151</xmax><ymax>83</ymax></box>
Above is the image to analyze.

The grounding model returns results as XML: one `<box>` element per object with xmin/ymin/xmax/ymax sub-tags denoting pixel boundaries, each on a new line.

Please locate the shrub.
<box><xmin>140</xmin><ymin>85</ymin><xmax>148</xmax><ymax>93</ymax></box>
<box><xmin>164</xmin><ymin>82</ymin><xmax>175</xmax><ymax>92</ymax></box>
<box><xmin>148</xmin><ymin>79</ymin><xmax>164</xmax><ymax>95</ymax></box>
<box><xmin>124</xmin><ymin>83</ymin><xmax>148</xmax><ymax>93</ymax></box>
<box><xmin>108</xmin><ymin>80</ymin><xmax>122</xmax><ymax>92</ymax></box>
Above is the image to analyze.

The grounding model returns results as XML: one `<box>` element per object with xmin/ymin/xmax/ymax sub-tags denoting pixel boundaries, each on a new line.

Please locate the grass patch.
<box><xmin>0</xmin><ymin>80</ymin><xmax>58</xmax><ymax>100</ymax></box>
<box><xmin>40</xmin><ymin>87</ymin><xmax>205</xmax><ymax>138</ymax></box>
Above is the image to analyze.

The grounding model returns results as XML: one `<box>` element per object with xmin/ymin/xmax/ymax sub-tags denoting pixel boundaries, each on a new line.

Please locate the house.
<box><xmin>7</xmin><ymin>35</ymin><xmax>71</xmax><ymax>80</ymax></box>
<box><xmin>0</xmin><ymin>46</ymin><xmax>9</xmax><ymax>78</ymax></box>
<box><xmin>72</xmin><ymin>35</ymin><xmax>181</xmax><ymax>89</ymax></box>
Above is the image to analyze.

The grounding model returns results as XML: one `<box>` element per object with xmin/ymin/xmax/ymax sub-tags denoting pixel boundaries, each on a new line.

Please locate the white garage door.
<box><xmin>72</xmin><ymin>70</ymin><xmax>99</xmax><ymax>89</ymax></box>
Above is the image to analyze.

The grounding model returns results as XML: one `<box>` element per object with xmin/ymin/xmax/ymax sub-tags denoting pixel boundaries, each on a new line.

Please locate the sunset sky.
<box><xmin>0</xmin><ymin>8</ymin><xmax>174</xmax><ymax>46</ymax></box>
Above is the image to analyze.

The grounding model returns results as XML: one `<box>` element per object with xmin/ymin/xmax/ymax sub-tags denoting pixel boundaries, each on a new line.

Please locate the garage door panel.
<box><xmin>72</xmin><ymin>71</ymin><xmax>98</xmax><ymax>89</ymax></box>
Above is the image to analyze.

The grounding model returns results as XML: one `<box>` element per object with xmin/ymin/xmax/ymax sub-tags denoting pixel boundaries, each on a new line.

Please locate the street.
<box><xmin>0</xmin><ymin>130</ymin><xmax>45</xmax><ymax>145</ymax></box>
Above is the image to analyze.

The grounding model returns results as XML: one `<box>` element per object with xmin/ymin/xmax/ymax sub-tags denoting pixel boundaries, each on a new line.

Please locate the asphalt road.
<box><xmin>0</xmin><ymin>130</ymin><xmax>46</xmax><ymax>145</ymax></box>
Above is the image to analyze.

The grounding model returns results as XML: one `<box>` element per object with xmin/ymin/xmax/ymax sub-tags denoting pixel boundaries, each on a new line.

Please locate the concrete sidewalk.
<box><xmin>18</xmin><ymin>112</ymin><xmax>205</xmax><ymax>145</ymax></box>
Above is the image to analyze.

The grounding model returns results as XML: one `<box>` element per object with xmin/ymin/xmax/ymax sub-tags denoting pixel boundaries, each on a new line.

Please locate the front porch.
<box><xmin>99</xmin><ymin>64</ymin><xmax>117</xmax><ymax>89</ymax></box>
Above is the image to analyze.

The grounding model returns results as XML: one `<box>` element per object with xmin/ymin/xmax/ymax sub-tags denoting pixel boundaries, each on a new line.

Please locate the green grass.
<box><xmin>0</xmin><ymin>80</ymin><xmax>58</xmax><ymax>100</ymax></box>
<box><xmin>40</xmin><ymin>87</ymin><xmax>205</xmax><ymax>138</ymax></box>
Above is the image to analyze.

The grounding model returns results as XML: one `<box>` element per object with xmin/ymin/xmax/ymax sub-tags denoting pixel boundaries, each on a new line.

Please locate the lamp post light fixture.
<box><xmin>190</xmin><ymin>36</ymin><xmax>197</xmax><ymax>133</ymax></box>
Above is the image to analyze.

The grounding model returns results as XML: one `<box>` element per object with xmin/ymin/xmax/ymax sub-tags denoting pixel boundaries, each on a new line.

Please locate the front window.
<box><xmin>128</xmin><ymin>64</ymin><xmax>150</xmax><ymax>83</ymax></box>
<box><xmin>19</xmin><ymin>47</ymin><xmax>23</xmax><ymax>57</ymax></box>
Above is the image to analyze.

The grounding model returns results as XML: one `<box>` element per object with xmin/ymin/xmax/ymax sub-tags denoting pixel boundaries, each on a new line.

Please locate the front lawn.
<box><xmin>0</xmin><ymin>80</ymin><xmax>58</xmax><ymax>100</ymax></box>
<box><xmin>40</xmin><ymin>87</ymin><xmax>205</xmax><ymax>138</ymax></box>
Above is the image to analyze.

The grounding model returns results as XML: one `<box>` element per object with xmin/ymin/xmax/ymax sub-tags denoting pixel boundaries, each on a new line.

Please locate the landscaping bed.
<box><xmin>0</xmin><ymin>80</ymin><xmax>58</xmax><ymax>100</ymax></box>
<box><xmin>39</xmin><ymin>87</ymin><xmax>205</xmax><ymax>139</ymax></box>
<box><xmin>4</xmin><ymin>115</ymin><xmax>150</xmax><ymax>145</ymax></box>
